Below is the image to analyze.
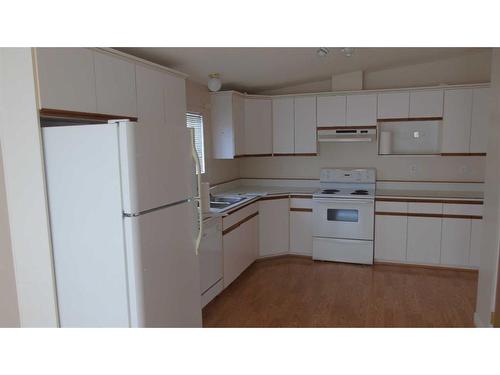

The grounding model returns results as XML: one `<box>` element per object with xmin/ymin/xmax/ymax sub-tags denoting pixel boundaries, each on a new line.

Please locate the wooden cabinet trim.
<box><xmin>225</xmin><ymin>200</ymin><xmax>259</xmax><ymax>215</ymax></box>
<box><xmin>376</xmin><ymin>197</ymin><xmax>483</xmax><ymax>204</ymax></box>
<box><xmin>290</xmin><ymin>194</ymin><xmax>313</xmax><ymax>199</ymax></box>
<box><xmin>259</xmin><ymin>195</ymin><xmax>289</xmax><ymax>201</ymax></box>
<box><xmin>376</xmin><ymin>211</ymin><xmax>482</xmax><ymax>220</ymax></box>
<box><xmin>222</xmin><ymin>212</ymin><xmax>259</xmax><ymax>235</ymax></box>
<box><xmin>40</xmin><ymin>108</ymin><xmax>138</xmax><ymax>123</ymax></box>
<box><xmin>440</xmin><ymin>153</ymin><xmax>487</xmax><ymax>156</ymax></box>
<box><xmin>374</xmin><ymin>261</ymin><xmax>478</xmax><ymax>273</ymax></box>
<box><xmin>290</xmin><ymin>208</ymin><xmax>313</xmax><ymax>212</ymax></box>
<box><xmin>317</xmin><ymin>125</ymin><xmax>377</xmax><ymax>130</ymax></box>
<box><xmin>377</xmin><ymin>117</ymin><xmax>443</xmax><ymax>122</ymax></box>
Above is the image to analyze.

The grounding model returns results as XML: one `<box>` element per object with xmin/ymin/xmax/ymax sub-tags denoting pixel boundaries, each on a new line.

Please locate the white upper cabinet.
<box><xmin>164</xmin><ymin>72</ymin><xmax>187</xmax><ymax>130</ymax></box>
<box><xmin>36</xmin><ymin>48</ymin><xmax>97</xmax><ymax>113</ymax></box>
<box><xmin>272</xmin><ymin>97</ymin><xmax>295</xmax><ymax>154</ymax></box>
<box><xmin>377</xmin><ymin>91</ymin><xmax>410</xmax><ymax>119</ymax></box>
<box><xmin>294</xmin><ymin>96</ymin><xmax>317</xmax><ymax>154</ymax></box>
<box><xmin>409</xmin><ymin>89</ymin><xmax>444</xmax><ymax>118</ymax></box>
<box><xmin>346</xmin><ymin>93</ymin><xmax>377</xmax><ymax>126</ymax></box>
<box><xmin>244</xmin><ymin>97</ymin><xmax>272</xmax><ymax>155</ymax></box>
<box><xmin>442</xmin><ymin>89</ymin><xmax>473</xmax><ymax>153</ymax></box>
<box><xmin>211</xmin><ymin>92</ymin><xmax>245</xmax><ymax>159</ymax></box>
<box><xmin>316</xmin><ymin>95</ymin><xmax>346</xmax><ymax>127</ymax></box>
<box><xmin>94</xmin><ymin>51</ymin><xmax>137</xmax><ymax>117</ymax></box>
<box><xmin>470</xmin><ymin>87</ymin><xmax>491</xmax><ymax>153</ymax></box>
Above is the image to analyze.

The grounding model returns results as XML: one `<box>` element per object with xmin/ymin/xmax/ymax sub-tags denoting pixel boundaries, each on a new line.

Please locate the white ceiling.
<box><xmin>117</xmin><ymin>47</ymin><xmax>489</xmax><ymax>93</ymax></box>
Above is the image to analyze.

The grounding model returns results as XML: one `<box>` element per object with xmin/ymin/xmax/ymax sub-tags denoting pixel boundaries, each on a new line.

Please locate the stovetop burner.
<box><xmin>321</xmin><ymin>189</ymin><xmax>340</xmax><ymax>194</ymax></box>
<box><xmin>351</xmin><ymin>190</ymin><xmax>369</xmax><ymax>195</ymax></box>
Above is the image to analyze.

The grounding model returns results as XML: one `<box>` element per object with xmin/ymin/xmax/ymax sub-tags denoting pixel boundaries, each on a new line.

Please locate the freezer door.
<box><xmin>124</xmin><ymin>200</ymin><xmax>202</xmax><ymax>327</ymax></box>
<box><xmin>42</xmin><ymin>124</ymin><xmax>130</xmax><ymax>327</ymax></box>
<box><xmin>119</xmin><ymin>66</ymin><xmax>194</xmax><ymax>214</ymax></box>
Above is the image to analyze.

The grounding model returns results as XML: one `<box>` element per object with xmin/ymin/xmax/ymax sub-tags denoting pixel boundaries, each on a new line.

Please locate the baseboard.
<box><xmin>256</xmin><ymin>253</ymin><xmax>312</xmax><ymax>262</ymax></box>
<box><xmin>473</xmin><ymin>312</ymin><xmax>493</xmax><ymax>328</ymax></box>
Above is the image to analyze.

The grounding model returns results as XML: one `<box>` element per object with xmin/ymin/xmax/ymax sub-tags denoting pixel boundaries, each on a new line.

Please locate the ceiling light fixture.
<box><xmin>316</xmin><ymin>47</ymin><xmax>329</xmax><ymax>57</ymax></box>
<box><xmin>208</xmin><ymin>73</ymin><xmax>222</xmax><ymax>92</ymax></box>
<box><xmin>341</xmin><ymin>48</ymin><xmax>355</xmax><ymax>57</ymax></box>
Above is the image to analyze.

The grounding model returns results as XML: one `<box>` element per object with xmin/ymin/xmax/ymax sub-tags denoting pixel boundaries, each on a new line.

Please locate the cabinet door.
<box><xmin>469</xmin><ymin>219</ymin><xmax>482</xmax><ymax>267</ymax></box>
<box><xmin>442</xmin><ymin>89</ymin><xmax>473</xmax><ymax>153</ymax></box>
<box><xmin>233</xmin><ymin>94</ymin><xmax>246</xmax><ymax>156</ymax></box>
<box><xmin>409</xmin><ymin>90</ymin><xmax>443</xmax><ymax>118</ymax></box>
<box><xmin>317</xmin><ymin>95</ymin><xmax>346</xmax><ymax>127</ymax></box>
<box><xmin>294</xmin><ymin>96</ymin><xmax>317</xmax><ymax>154</ymax></box>
<box><xmin>164</xmin><ymin>72</ymin><xmax>187</xmax><ymax>130</ymax></box>
<box><xmin>36</xmin><ymin>47</ymin><xmax>97</xmax><ymax>113</ymax></box>
<box><xmin>259</xmin><ymin>198</ymin><xmax>290</xmax><ymax>257</ymax></box>
<box><xmin>374</xmin><ymin>215</ymin><xmax>407</xmax><ymax>262</ymax></box>
<box><xmin>272</xmin><ymin>97</ymin><xmax>294</xmax><ymax>154</ymax></box>
<box><xmin>94</xmin><ymin>51</ymin><xmax>137</xmax><ymax>117</ymax></box>
<box><xmin>377</xmin><ymin>91</ymin><xmax>410</xmax><ymax>119</ymax></box>
<box><xmin>244</xmin><ymin>98</ymin><xmax>272</xmax><ymax>155</ymax></box>
<box><xmin>211</xmin><ymin>93</ymin><xmax>235</xmax><ymax>159</ymax></box>
<box><xmin>346</xmin><ymin>93</ymin><xmax>377</xmax><ymax>126</ymax></box>
<box><xmin>406</xmin><ymin>217</ymin><xmax>442</xmax><ymax>264</ymax></box>
<box><xmin>441</xmin><ymin>218</ymin><xmax>471</xmax><ymax>266</ymax></box>
<box><xmin>470</xmin><ymin>87</ymin><xmax>491</xmax><ymax>153</ymax></box>
<box><xmin>290</xmin><ymin>211</ymin><xmax>312</xmax><ymax>255</ymax></box>
<box><xmin>223</xmin><ymin>215</ymin><xmax>258</xmax><ymax>288</ymax></box>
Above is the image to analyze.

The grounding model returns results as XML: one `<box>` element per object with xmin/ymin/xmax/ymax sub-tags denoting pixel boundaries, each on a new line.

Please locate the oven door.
<box><xmin>312</xmin><ymin>198</ymin><xmax>374</xmax><ymax>240</ymax></box>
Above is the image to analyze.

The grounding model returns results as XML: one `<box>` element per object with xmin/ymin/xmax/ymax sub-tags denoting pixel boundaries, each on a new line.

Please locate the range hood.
<box><xmin>317</xmin><ymin>128</ymin><xmax>376</xmax><ymax>143</ymax></box>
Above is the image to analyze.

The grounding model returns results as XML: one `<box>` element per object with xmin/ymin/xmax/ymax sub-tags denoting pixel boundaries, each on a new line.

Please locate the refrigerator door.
<box><xmin>42</xmin><ymin>124</ymin><xmax>130</xmax><ymax>327</ymax></box>
<box><xmin>124</xmin><ymin>200</ymin><xmax>202</xmax><ymax>327</ymax></box>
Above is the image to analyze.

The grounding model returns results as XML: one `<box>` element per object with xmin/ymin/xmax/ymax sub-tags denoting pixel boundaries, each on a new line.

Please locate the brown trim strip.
<box><xmin>290</xmin><ymin>194</ymin><xmax>313</xmax><ymax>199</ymax></box>
<box><xmin>376</xmin><ymin>197</ymin><xmax>483</xmax><ymax>204</ymax></box>
<box><xmin>374</xmin><ymin>261</ymin><xmax>478</xmax><ymax>273</ymax></box>
<box><xmin>377</xmin><ymin>179</ymin><xmax>484</xmax><ymax>183</ymax></box>
<box><xmin>272</xmin><ymin>153</ymin><xmax>295</xmax><ymax>156</ymax></box>
<box><xmin>259</xmin><ymin>195</ymin><xmax>289</xmax><ymax>201</ymax></box>
<box><xmin>273</xmin><ymin>153</ymin><xmax>318</xmax><ymax>157</ymax></box>
<box><xmin>222</xmin><ymin>212</ymin><xmax>259</xmax><ymax>235</ymax></box>
<box><xmin>241</xmin><ymin>154</ymin><xmax>273</xmax><ymax>157</ymax></box>
<box><xmin>317</xmin><ymin>126</ymin><xmax>377</xmax><ymax>130</ymax></box>
<box><xmin>440</xmin><ymin>153</ymin><xmax>487</xmax><ymax>156</ymax></box>
<box><xmin>377</xmin><ymin>117</ymin><xmax>443</xmax><ymax>122</ymax></box>
<box><xmin>375</xmin><ymin>211</ymin><xmax>483</xmax><ymax>219</ymax></box>
<box><xmin>290</xmin><ymin>208</ymin><xmax>313</xmax><ymax>212</ymax></box>
<box><xmin>243</xmin><ymin>177</ymin><xmax>318</xmax><ymax>181</ymax></box>
<box><xmin>40</xmin><ymin>108</ymin><xmax>138</xmax><ymax>122</ymax></box>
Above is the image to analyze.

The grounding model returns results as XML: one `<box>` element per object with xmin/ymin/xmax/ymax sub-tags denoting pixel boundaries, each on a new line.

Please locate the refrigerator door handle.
<box><xmin>190</xmin><ymin>128</ymin><xmax>203</xmax><ymax>255</ymax></box>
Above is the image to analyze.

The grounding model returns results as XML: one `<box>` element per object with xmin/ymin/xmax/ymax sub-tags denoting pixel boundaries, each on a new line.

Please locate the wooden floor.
<box><xmin>203</xmin><ymin>257</ymin><xmax>478</xmax><ymax>327</ymax></box>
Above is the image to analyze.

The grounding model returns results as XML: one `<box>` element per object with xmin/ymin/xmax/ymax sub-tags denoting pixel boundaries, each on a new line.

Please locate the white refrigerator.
<box><xmin>42</xmin><ymin>119</ymin><xmax>203</xmax><ymax>327</ymax></box>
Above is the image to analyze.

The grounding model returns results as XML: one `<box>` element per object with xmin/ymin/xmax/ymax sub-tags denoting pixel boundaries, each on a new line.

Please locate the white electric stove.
<box><xmin>312</xmin><ymin>168</ymin><xmax>376</xmax><ymax>265</ymax></box>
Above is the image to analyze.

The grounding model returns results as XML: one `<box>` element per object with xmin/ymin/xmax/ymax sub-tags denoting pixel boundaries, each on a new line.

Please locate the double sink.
<box><xmin>209</xmin><ymin>194</ymin><xmax>254</xmax><ymax>212</ymax></box>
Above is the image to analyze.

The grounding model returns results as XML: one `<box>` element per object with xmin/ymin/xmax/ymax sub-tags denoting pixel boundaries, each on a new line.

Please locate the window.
<box><xmin>186</xmin><ymin>112</ymin><xmax>205</xmax><ymax>174</ymax></box>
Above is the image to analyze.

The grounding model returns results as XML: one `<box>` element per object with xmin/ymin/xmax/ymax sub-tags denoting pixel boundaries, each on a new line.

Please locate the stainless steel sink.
<box><xmin>209</xmin><ymin>195</ymin><xmax>249</xmax><ymax>211</ymax></box>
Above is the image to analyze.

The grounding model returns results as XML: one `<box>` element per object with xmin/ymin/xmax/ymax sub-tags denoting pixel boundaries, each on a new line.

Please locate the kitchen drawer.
<box><xmin>375</xmin><ymin>201</ymin><xmax>407</xmax><ymax>213</ymax></box>
<box><xmin>443</xmin><ymin>203</ymin><xmax>483</xmax><ymax>217</ymax></box>
<box><xmin>222</xmin><ymin>202</ymin><xmax>258</xmax><ymax>231</ymax></box>
<box><xmin>290</xmin><ymin>197</ymin><xmax>313</xmax><ymax>209</ymax></box>
<box><xmin>408</xmin><ymin>202</ymin><xmax>443</xmax><ymax>214</ymax></box>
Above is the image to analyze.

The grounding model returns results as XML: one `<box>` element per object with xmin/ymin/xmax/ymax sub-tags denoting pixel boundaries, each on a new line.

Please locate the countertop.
<box><xmin>202</xmin><ymin>185</ymin><xmax>484</xmax><ymax>220</ymax></box>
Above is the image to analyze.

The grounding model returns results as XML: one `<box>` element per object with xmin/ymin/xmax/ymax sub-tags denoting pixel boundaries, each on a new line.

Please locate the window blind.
<box><xmin>186</xmin><ymin>112</ymin><xmax>205</xmax><ymax>174</ymax></box>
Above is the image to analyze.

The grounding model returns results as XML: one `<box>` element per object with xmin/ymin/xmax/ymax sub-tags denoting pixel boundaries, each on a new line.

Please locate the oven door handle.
<box><xmin>313</xmin><ymin>198</ymin><xmax>374</xmax><ymax>204</ymax></box>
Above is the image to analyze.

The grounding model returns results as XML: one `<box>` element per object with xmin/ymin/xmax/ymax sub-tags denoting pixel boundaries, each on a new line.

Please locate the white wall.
<box><xmin>0</xmin><ymin>143</ymin><xmax>20</xmax><ymax>327</ymax></box>
<box><xmin>0</xmin><ymin>48</ymin><xmax>59</xmax><ymax>327</ymax></box>
<box><xmin>475</xmin><ymin>49</ymin><xmax>500</xmax><ymax>327</ymax></box>
<box><xmin>186</xmin><ymin>80</ymin><xmax>240</xmax><ymax>185</ymax></box>
<box><xmin>239</xmin><ymin>142</ymin><xmax>485</xmax><ymax>181</ymax></box>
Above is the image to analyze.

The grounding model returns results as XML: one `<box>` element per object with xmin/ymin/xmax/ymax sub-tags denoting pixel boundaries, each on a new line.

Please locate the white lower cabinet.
<box><xmin>259</xmin><ymin>198</ymin><xmax>290</xmax><ymax>257</ymax></box>
<box><xmin>441</xmin><ymin>218</ymin><xmax>471</xmax><ymax>266</ymax></box>
<box><xmin>223</xmin><ymin>212</ymin><xmax>258</xmax><ymax>288</ymax></box>
<box><xmin>469</xmin><ymin>219</ymin><xmax>483</xmax><ymax>267</ymax></box>
<box><xmin>406</xmin><ymin>217</ymin><xmax>442</xmax><ymax>265</ymax></box>
<box><xmin>374</xmin><ymin>214</ymin><xmax>407</xmax><ymax>262</ymax></box>
<box><xmin>290</xmin><ymin>210</ymin><xmax>312</xmax><ymax>255</ymax></box>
